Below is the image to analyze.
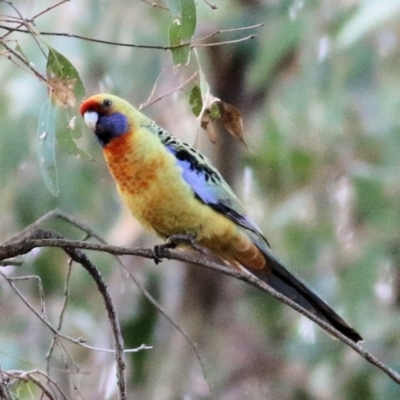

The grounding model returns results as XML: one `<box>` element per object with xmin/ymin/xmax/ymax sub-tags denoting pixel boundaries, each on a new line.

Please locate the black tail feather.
<box><xmin>251</xmin><ymin>253</ymin><xmax>362</xmax><ymax>343</ymax></box>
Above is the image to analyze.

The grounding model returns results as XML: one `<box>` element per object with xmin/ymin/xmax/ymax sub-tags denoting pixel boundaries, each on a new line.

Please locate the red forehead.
<box><xmin>79</xmin><ymin>97</ymin><xmax>103</xmax><ymax>115</ymax></box>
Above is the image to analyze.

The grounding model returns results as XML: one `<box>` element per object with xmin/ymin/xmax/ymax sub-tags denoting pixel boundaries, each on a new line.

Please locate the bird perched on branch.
<box><xmin>80</xmin><ymin>93</ymin><xmax>362</xmax><ymax>343</ymax></box>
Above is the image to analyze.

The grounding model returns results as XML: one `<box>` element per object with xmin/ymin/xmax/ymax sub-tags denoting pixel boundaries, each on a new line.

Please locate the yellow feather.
<box><xmin>79</xmin><ymin>93</ymin><xmax>363</xmax><ymax>343</ymax></box>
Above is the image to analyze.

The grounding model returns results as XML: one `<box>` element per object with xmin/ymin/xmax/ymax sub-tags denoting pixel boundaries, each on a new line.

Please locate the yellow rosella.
<box><xmin>80</xmin><ymin>93</ymin><xmax>362</xmax><ymax>343</ymax></box>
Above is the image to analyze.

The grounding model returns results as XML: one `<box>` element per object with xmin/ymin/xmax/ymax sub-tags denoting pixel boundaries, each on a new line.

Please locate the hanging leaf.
<box><xmin>55</xmin><ymin>111</ymin><xmax>92</xmax><ymax>159</ymax></box>
<box><xmin>169</xmin><ymin>19</ymin><xmax>190</xmax><ymax>67</ymax></box>
<box><xmin>180</xmin><ymin>0</ymin><xmax>196</xmax><ymax>39</ymax></box>
<box><xmin>191</xmin><ymin>55</ymin><xmax>248</xmax><ymax>147</ymax></box>
<box><xmin>42</xmin><ymin>47</ymin><xmax>88</xmax><ymax>179</ymax></box>
<box><xmin>197</xmin><ymin>90</ymin><xmax>218</xmax><ymax>143</ymax></box>
<box><xmin>209</xmin><ymin>100</ymin><xmax>221</xmax><ymax>120</ymax></box>
<box><xmin>37</xmin><ymin>100</ymin><xmax>58</xmax><ymax>196</ymax></box>
<box><xmin>46</xmin><ymin>47</ymin><xmax>85</xmax><ymax>107</ymax></box>
<box><xmin>197</xmin><ymin>57</ymin><xmax>211</xmax><ymax>100</ymax></box>
<box><xmin>189</xmin><ymin>84</ymin><xmax>203</xmax><ymax>116</ymax></box>
<box><xmin>198</xmin><ymin>91</ymin><xmax>248</xmax><ymax>147</ymax></box>
<box><xmin>200</xmin><ymin>112</ymin><xmax>218</xmax><ymax>144</ymax></box>
<box><xmin>167</xmin><ymin>0</ymin><xmax>196</xmax><ymax>66</ymax></box>
<box><xmin>216</xmin><ymin>101</ymin><xmax>247</xmax><ymax>147</ymax></box>
<box><xmin>15</xmin><ymin>43</ymin><xmax>28</xmax><ymax>60</ymax></box>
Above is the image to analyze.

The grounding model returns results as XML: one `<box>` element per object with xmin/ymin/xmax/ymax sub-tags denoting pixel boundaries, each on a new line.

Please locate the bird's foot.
<box><xmin>153</xmin><ymin>244</ymin><xmax>165</xmax><ymax>265</ymax></box>
<box><xmin>153</xmin><ymin>233</ymin><xmax>204</xmax><ymax>264</ymax></box>
<box><xmin>166</xmin><ymin>233</ymin><xmax>207</xmax><ymax>253</ymax></box>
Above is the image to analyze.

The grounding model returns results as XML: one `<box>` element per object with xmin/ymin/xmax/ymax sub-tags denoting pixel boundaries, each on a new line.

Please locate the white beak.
<box><xmin>83</xmin><ymin>111</ymin><xmax>99</xmax><ymax>131</ymax></box>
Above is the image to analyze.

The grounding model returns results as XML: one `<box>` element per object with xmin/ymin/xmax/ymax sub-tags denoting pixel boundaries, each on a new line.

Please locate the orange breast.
<box><xmin>103</xmin><ymin>133</ymin><xmax>167</xmax><ymax>193</ymax></box>
<box><xmin>102</xmin><ymin>131</ymin><xmax>195</xmax><ymax>234</ymax></box>
<box><xmin>102</xmin><ymin>131</ymin><xmax>267</xmax><ymax>272</ymax></box>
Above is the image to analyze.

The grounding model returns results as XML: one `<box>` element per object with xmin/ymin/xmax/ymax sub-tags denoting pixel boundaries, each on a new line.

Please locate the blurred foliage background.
<box><xmin>1</xmin><ymin>0</ymin><xmax>400</xmax><ymax>399</ymax></box>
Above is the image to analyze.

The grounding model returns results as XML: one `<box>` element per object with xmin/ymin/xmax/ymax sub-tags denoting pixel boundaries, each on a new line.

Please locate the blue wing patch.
<box><xmin>165</xmin><ymin>143</ymin><xmax>269</xmax><ymax>246</ymax></box>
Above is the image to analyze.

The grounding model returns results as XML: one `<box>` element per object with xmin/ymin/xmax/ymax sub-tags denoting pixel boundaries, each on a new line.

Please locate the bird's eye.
<box><xmin>103</xmin><ymin>99</ymin><xmax>112</xmax><ymax>107</ymax></box>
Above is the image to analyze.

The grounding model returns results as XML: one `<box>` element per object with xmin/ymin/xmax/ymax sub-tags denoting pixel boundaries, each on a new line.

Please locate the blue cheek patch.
<box><xmin>96</xmin><ymin>112</ymin><xmax>129</xmax><ymax>146</ymax></box>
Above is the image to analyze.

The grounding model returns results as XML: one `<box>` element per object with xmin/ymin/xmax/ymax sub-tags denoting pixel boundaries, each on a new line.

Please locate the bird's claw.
<box><xmin>153</xmin><ymin>244</ymin><xmax>166</xmax><ymax>264</ymax></box>
<box><xmin>153</xmin><ymin>233</ymin><xmax>205</xmax><ymax>264</ymax></box>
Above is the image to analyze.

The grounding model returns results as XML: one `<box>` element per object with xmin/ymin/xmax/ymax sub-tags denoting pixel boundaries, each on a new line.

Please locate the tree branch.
<box><xmin>0</xmin><ymin>25</ymin><xmax>260</xmax><ymax>50</ymax></box>
<box><xmin>1</xmin><ymin>231</ymin><xmax>400</xmax><ymax>386</ymax></box>
<box><xmin>1</xmin><ymin>229</ymin><xmax>127</xmax><ymax>400</ymax></box>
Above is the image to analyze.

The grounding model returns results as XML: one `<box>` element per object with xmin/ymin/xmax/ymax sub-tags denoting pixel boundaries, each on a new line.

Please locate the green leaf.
<box><xmin>196</xmin><ymin>57</ymin><xmax>211</xmax><ymax>102</ymax></box>
<box><xmin>189</xmin><ymin>84</ymin><xmax>202</xmax><ymax>116</ymax></box>
<box><xmin>167</xmin><ymin>0</ymin><xmax>196</xmax><ymax>66</ymax></box>
<box><xmin>15</xmin><ymin>43</ymin><xmax>28</xmax><ymax>60</ymax></box>
<box><xmin>209</xmin><ymin>101</ymin><xmax>221</xmax><ymax>120</ymax></box>
<box><xmin>37</xmin><ymin>100</ymin><xmax>59</xmax><ymax>196</ymax></box>
<box><xmin>46</xmin><ymin>47</ymin><xmax>85</xmax><ymax>107</ymax></box>
<box><xmin>169</xmin><ymin>19</ymin><xmax>191</xmax><ymax>66</ymax></box>
<box><xmin>55</xmin><ymin>111</ymin><xmax>92</xmax><ymax>159</ymax></box>
<box><xmin>180</xmin><ymin>0</ymin><xmax>196</xmax><ymax>40</ymax></box>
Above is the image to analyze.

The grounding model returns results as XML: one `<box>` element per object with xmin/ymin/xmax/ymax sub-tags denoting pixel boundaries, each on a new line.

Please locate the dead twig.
<box><xmin>140</xmin><ymin>71</ymin><xmax>198</xmax><ymax>110</ymax></box>
<box><xmin>5</xmin><ymin>368</ymin><xmax>68</xmax><ymax>400</ymax></box>
<box><xmin>0</xmin><ymin>229</ymin><xmax>128</xmax><ymax>400</ymax></box>
<box><xmin>0</xmin><ymin>25</ymin><xmax>260</xmax><ymax>51</ymax></box>
<box><xmin>1</xmin><ymin>232</ymin><xmax>400</xmax><ymax>386</ymax></box>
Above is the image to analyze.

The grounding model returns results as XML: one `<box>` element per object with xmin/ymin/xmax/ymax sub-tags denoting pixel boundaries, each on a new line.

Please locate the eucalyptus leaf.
<box><xmin>46</xmin><ymin>46</ymin><xmax>85</xmax><ymax>107</ymax></box>
<box><xmin>37</xmin><ymin>100</ymin><xmax>58</xmax><ymax>196</ymax></box>
<box><xmin>167</xmin><ymin>0</ymin><xmax>196</xmax><ymax>66</ymax></box>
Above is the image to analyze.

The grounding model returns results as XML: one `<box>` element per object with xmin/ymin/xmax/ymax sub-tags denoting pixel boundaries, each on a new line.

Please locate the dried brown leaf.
<box><xmin>200</xmin><ymin>112</ymin><xmax>218</xmax><ymax>144</ymax></box>
<box><xmin>216</xmin><ymin>101</ymin><xmax>248</xmax><ymax>148</ymax></box>
<box><xmin>48</xmin><ymin>76</ymin><xmax>78</xmax><ymax>108</ymax></box>
<box><xmin>198</xmin><ymin>92</ymin><xmax>248</xmax><ymax>148</ymax></box>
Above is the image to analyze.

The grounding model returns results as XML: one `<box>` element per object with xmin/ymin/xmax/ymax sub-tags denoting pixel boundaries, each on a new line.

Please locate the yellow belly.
<box><xmin>103</xmin><ymin>130</ymin><xmax>265</xmax><ymax>270</ymax></box>
<box><xmin>103</xmin><ymin>131</ymin><xmax>231</xmax><ymax>237</ymax></box>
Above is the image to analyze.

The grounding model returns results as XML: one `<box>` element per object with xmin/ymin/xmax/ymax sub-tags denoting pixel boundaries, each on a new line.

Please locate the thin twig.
<box><xmin>192</xmin><ymin>34</ymin><xmax>255</xmax><ymax>48</ymax></box>
<box><xmin>0</xmin><ymin>229</ymin><xmax>128</xmax><ymax>400</ymax></box>
<box><xmin>6</xmin><ymin>1</ymin><xmax>47</xmax><ymax>57</ymax></box>
<box><xmin>1</xmin><ymin>46</ymin><xmax>41</xmax><ymax>78</ymax></box>
<box><xmin>140</xmin><ymin>71</ymin><xmax>198</xmax><ymax>110</ymax></box>
<box><xmin>2</xmin><ymin>234</ymin><xmax>400</xmax><ymax>386</ymax></box>
<box><xmin>1</xmin><ymin>42</ymin><xmax>48</xmax><ymax>84</ymax></box>
<box><xmin>49</xmin><ymin>232</ymin><xmax>127</xmax><ymax>400</ymax></box>
<box><xmin>0</xmin><ymin>25</ymin><xmax>257</xmax><ymax>50</ymax></box>
<box><xmin>46</xmin><ymin>258</ymin><xmax>73</xmax><ymax>370</ymax></box>
<box><xmin>0</xmin><ymin>2</ymin><xmax>27</xmax><ymax>40</ymax></box>
<box><xmin>203</xmin><ymin>0</ymin><xmax>218</xmax><ymax>10</ymax></box>
<box><xmin>0</xmin><ymin>26</ymin><xmax>166</xmax><ymax>48</ymax></box>
<box><xmin>139</xmin><ymin>69</ymin><xmax>165</xmax><ymax>110</ymax></box>
<box><xmin>0</xmin><ymin>270</ymin><xmax>146</xmax><ymax>356</ymax></box>
<box><xmin>5</xmin><ymin>369</ymin><xmax>68</xmax><ymax>400</ymax></box>
<box><xmin>3</xmin><ymin>209</ymin><xmax>105</xmax><ymax>246</ymax></box>
<box><xmin>6</xmin><ymin>369</ymin><xmax>58</xmax><ymax>400</ymax></box>
<box><xmin>0</xmin><ymin>366</ymin><xmax>12</xmax><ymax>400</ymax></box>
<box><xmin>139</xmin><ymin>0</ymin><xmax>169</xmax><ymax>10</ymax></box>
<box><xmin>30</xmin><ymin>0</ymin><xmax>70</xmax><ymax>21</ymax></box>
<box><xmin>7</xmin><ymin>275</ymin><xmax>47</xmax><ymax>319</ymax></box>
<box><xmin>50</xmin><ymin>336</ymin><xmax>84</xmax><ymax>398</ymax></box>
<box><xmin>47</xmin><ymin>211</ymin><xmax>210</xmax><ymax>388</ymax></box>
<box><xmin>122</xmin><ymin>262</ymin><xmax>209</xmax><ymax>387</ymax></box>
<box><xmin>190</xmin><ymin>22</ymin><xmax>263</xmax><ymax>45</ymax></box>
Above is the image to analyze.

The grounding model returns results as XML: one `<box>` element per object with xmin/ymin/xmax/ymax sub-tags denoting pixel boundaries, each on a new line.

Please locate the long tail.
<box><xmin>248</xmin><ymin>248</ymin><xmax>362</xmax><ymax>343</ymax></box>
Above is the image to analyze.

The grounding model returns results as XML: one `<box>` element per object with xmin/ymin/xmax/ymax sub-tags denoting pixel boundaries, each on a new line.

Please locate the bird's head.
<box><xmin>80</xmin><ymin>93</ymin><xmax>134</xmax><ymax>147</ymax></box>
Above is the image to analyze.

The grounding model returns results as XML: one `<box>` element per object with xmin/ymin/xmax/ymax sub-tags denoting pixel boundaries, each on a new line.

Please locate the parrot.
<box><xmin>79</xmin><ymin>93</ymin><xmax>362</xmax><ymax>343</ymax></box>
